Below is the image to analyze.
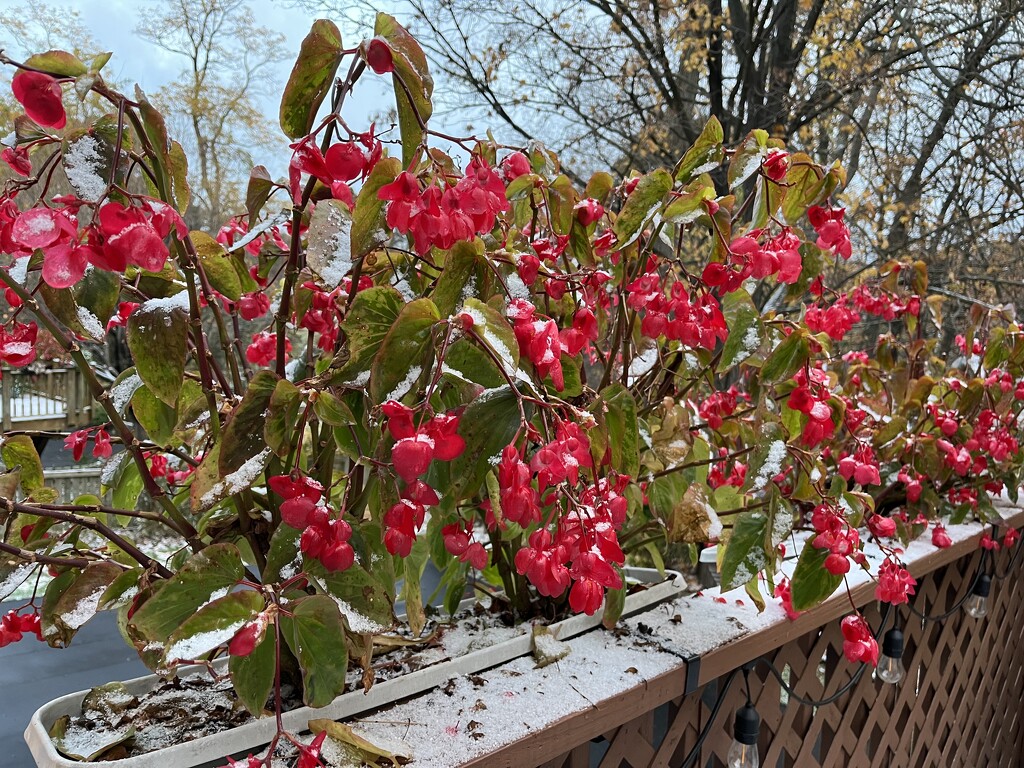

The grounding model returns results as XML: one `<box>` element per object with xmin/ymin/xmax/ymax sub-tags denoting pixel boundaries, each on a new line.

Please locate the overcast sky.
<box><xmin>60</xmin><ymin>0</ymin><xmax>412</xmax><ymax>175</ymax></box>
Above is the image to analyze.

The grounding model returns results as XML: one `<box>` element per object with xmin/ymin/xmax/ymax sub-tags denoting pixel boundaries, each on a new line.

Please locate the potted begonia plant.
<box><xmin>2</xmin><ymin>10</ymin><xmax>1023</xmax><ymax>768</ymax></box>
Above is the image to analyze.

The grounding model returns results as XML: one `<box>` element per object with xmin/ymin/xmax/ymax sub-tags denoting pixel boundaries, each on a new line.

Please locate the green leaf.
<box><xmin>167</xmin><ymin>140</ymin><xmax>191</xmax><ymax>214</ymax></box>
<box><xmin>374</xmin><ymin>13</ymin><xmax>433</xmax><ymax>167</ymax></box>
<box><xmin>313</xmin><ymin>390</ymin><xmax>356</xmax><ymax>426</ymax></box>
<box><xmin>127</xmin><ymin>294</ymin><xmax>189</xmax><ymax>406</ymax></box>
<box><xmin>351</xmin><ymin>156</ymin><xmax>402</xmax><ymax>260</ymax></box>
<box><xmin>24</xmin><ymin>50</ymin><xmax>87</xmax><ymax>76</ymax></box>
<box><xmin>105</xmin><ymin>453</ymin><xmax>144</xmax><ymax>512</ymax></box>
<box><xmin>675</xmin><ymin>116</ymin><xmax>724</xmax><ymax>182</ymax></box>
<box><xmin>647</xmin><ymin>473</ymin><xmax>686</xmax><ymax>521</ymax></box>
<box><xmin>593</xmin><ymin>384</ymin><xmax>639</xmax><ymax>478</ymax></box>
<box><xmin>440</xmin><ymin>338</ymin><xmax>504</xmax><ymax>389</ymax></box>
<box><xmin>663</xmin><ymin>175</ymin><xmax>717</xmax><ymax>225</ymax></box>
<box><xmin>98</xmin><ymin>568</ymin><xmax>144</xmax><ymax>611</ymax></box>
<box><xmin>191</xmin><ymin>231</ymin><xmax>241</xmax><ymax>301</ymax></box>
<box><xmin>790</xmin><ymin>539</ymin><xmax>843</xmax><ymax>611</ymax></box>
<box><xmin>431</xmin><ymin>239</ymin><xmax>485</xmax><ymax>317</ymax></box>
<box><xmin>0</xmin><ymin>435</ymin><xmax>44</xmax><ymax>495</ymax></box>
<box><xmin>315</xmin><ymin>564</ymin><xmax>395</xmax><ymax>631</ymax></box>
<box><xmin>230</xmin><ymin>630</ymin><xmax>276</xmax><ymax>715</ymax></box>
<box><xmin>400</xmin><ymin>537</ymin><xmax>429</xmax><ymax>636</ymax></box>
<box><xmin>279</xmin><ymin>19</ymin><xmax>344</xmax><ymax>139</ymax></box>
<box><xmin>547</xmin><ymin>174</ymin><xmax>578</xmax><ymax>235</ymax></box>
<box><xmin>38</xmin><ymin>283</ymin><xmax>99</xmax><ymax>341</ymax></box>
<box><xmin>134</xmin><ymin>86</ymin><xmax>169</xmax><ymax>163</ymax></box>
<box><xmin>613</xmin><ymin>169</ymin><xmax>672</xmax><ymax>247</ymax></box>
<box><xmin>306</xmin><ymin>198</ymin><xmax>353</xmax><ymax>289</ymax></box>
<box><xmin>369</xmin><ymin>298</ymin><xmax>440</xmax><ymax>404</ymax></box>
<box><xmin>448</xmin><ymin>386</ymin><xmax>523</xmax><ymax>499</ymax></box>
<box><xmin>281</xmin><ymin>594</ymin><xmax>349</xmax><ymax>708</ymax></box>
<box><xmin>266</xmin><ymin>379</ymin><xmax>303</xmax><ymax>457</ymax></box>
<box><xmin>719</xmin><ymin>288</ymin><xmax>761</xmax><ymax>370</ymax></box>
<box><xmin>245</xmin><ymin>166</ymin><xmax>274</xmax><ymax>227</ymax></box>
<box><xmin>720</xmin><ymin>510</ymin><xmax>769</xmax><ymax>591</ymax></box>
<box><xmin>263</xmin><ymin>523</ymin><xmax>302</xmax><ymax>583</ymax></box>
<box><xmin>337</xmin><ymin>286</ymin><xmax>405</xmax><ymax>380</ymax></box>
<box><xmin>601</xmin><ymin>578</ymin><xmax>626</xmax><ymax>630</ymax></box>
<box><xmin>585</xmin><ymin>171</ymin><xmax>616</xmax><ymax>204</ymax></box>
<box><xmin>164</xmin><ymin>590</ymin><xmax>264</xmax><ymax>664</ymax></box>
<box><xmin>131</xmin><ymin>385</ymin><xmax>177</xmax><ymax>446</ymax></box>
<box><xmin>72</xmin><ymin>267</ymin><xmax>120</xmax><ymax>338</ymax></box>
<box><xmin>219</xmin><ymin>370</ymin><xmax>278</xmax><ymax>477</ymax></box>
<box><xmin>760</xmin><ymin>330</ymin><xmax>809</xmax><ymax>384</ymax></box>
<box><xmin>62</xmin><ymin>130</ymin><xmax>113</xmax><ymax>201</ymax></box>
<box><xmin>130</xmin><ymin>544</ymin><xmax>245</xmax><ymax>642</ymax></box>
<box><xmin>781</xmin><ymin>153</ymin><xmax>827</xmax><ymax>224</ymax></box>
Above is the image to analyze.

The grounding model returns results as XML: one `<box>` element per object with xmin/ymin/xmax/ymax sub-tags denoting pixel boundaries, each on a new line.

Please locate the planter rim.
<box><xmin>25</xmin><ymin>566</ymin><xmax>684</xmax><ymax>768</ymax></box>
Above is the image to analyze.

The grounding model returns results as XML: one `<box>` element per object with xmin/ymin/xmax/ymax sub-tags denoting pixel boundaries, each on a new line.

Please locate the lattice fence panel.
<box><xmin>540</xmin><ymin>546</ymin><xmax>1024</xmax><ymax>768</ymax></box>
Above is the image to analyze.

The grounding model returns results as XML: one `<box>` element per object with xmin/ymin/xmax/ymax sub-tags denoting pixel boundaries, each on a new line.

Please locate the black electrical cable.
<box><xmin>678</xmin><ymin>668</ymin><xmax>738</xmax><ymax>768</ymax></box>
<box><xmin>993</xmin><ymin>536</ymin><xmax>1024</xmax><ymax>580</ymax></box>
<box><xmin>754</xmin><ymin>602</ymin><xmax>894</xmax><ymax>708</ymax></box>
<box><xmin>906</xmin><ymin>549</ymin><xmax>990</xmax><ymax>622</ymax></box>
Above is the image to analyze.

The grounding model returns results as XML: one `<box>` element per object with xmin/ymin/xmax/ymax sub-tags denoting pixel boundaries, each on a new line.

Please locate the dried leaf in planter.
<box><xmin>50</xmin><ymin>713</ymin><xmax>135</xmax><ymax>762</ymax></box>
<box><xmin>81</xmin><ymin>682</ymin><xmax>138</xmax><ymax>720</ymax></box>
<box><xmin>667</xmin><ymin>483</ymin><xmax>722</xmax><ymax>544</ymax></box>
<box><xmin>309</xmin><ymin>718</ymin><xmax>413</xmax><ymax>766</ymax></box>
<box><xmin>532</xmin><ymin>625</ymin><xmax>570</xmax><ymax>668</ymax></box>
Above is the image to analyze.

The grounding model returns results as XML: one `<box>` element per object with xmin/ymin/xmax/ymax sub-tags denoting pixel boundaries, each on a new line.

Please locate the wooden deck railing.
<box><xmin>521</xmin><ymin>504</ymin><xmax>1024</xmax><ymax>768</ymax></box>
<box><xmin>0</xmin><ymin>367</ymin><xmax>93</xmax><ymax>432</ymax></box>
<box><xmin>340</xmin><ymin>504</ymin><xmax>1024</xmax><ymax>768</ymax></box>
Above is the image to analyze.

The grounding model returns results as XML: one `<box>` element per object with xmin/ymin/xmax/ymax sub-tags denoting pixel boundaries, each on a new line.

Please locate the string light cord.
<box><xmin>754</xmin><ymin>602</ymin><xmax>893</xmax><ymax>709</ymax></box>
<box><xmin>906</xmin><ymin>549</ymin><xmax>991</xmax><ymax>622</ymax></box>
<box><xmin>993</xmin><ymin>537</ymin><xmax>1023</xmax><ymax>580</ymax></box>
<box><xmin>679</xmin><ymin>668</ymin><xmax>738</xmax><ymax>768</ymax></box>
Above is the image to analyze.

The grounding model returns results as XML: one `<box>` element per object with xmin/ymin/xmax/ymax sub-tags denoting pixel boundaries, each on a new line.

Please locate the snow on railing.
<box><xmin>1</xmin><ymin>367</ymin><xmax>93</xmax><ymax>430</ymax></box>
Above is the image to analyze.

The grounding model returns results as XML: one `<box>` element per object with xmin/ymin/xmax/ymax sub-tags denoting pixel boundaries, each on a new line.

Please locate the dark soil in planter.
<box><xmin>51</xmin><ymin>675</ymin><xmax>260</xmax><ymax>761</ymax></box>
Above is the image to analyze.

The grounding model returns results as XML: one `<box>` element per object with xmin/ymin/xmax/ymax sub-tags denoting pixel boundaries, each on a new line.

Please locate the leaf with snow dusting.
<box><xmin>127</xmin><ymin>294</ymin><xmax>189</xmax><ymax>406</ymax></box>
<box><xmin>164</xmin><ymin>589</ymin><xmax>264</xmax><ymax>664</ymax></box>
<box><xmin>130</xmin><ymin>543</ymin><xmax>245</xmax><ymax>642</ymax></box>
<box><xmin>310</xmin><ymin>718</ymin><xmax>413</xmax><ymax>764</ymax></box>
<box><xmin>50</xmin><ymin>714</ymin><xmax>135</xmax><ymax>763</ymax></box>
<box><xmin>307</xmin><ymin>198</ymin><xmax>354</xmax><ymax>289</ymax></box>
<box><xmin>369</xmin><ymin>298</ymin><xmax>439</xmax><ymax>404</ymax></box>
<box><xmin>41</xmin><ymin>561</ymin><xmax>121</xmax><ymax>647</ymax></box>
<box><xmin>719</xmin><ymin>508</ymin><xmax>770</xmax><ymax>591</ymax></box>
<box><xmin>532</xmin><ymin>625</ymin><xmax>570</xmax><ymax>667</ymax></box>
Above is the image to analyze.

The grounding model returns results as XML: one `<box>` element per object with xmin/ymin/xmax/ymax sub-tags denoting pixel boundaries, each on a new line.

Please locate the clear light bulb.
<box><xmin>964</xmin><ymin>594</ymin><xmax>988</xmax><ymax>618</ymax></box>
<box><xmin>728</xmin><ymin>703</ymin><xmax>760</xmax><ymax>768</ymax></box>
<box><xmin>964</xmin><ymin>573</ymin><xmax>992</xmax><ymax>619</ymax></box>
<box><xmin>877</xmin><ymin>627</ymin><xmax>905</xmax><ymax>685</ymax></box>
<box><xmin>727</xmin><ymin>741</ymin><xmax>760</xmax><ymax>768</ymax></box>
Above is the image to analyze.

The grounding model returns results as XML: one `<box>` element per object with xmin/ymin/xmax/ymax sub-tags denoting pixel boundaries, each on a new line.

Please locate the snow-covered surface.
<box><xmin>4</xmin><ymin>393</ymin><xmax>66</xmax><ymax>420</ymax></box>
<box><xmin>344</xmin><ymin>629</ymin><xmax>679</xmax><ymax>767</ymax></box>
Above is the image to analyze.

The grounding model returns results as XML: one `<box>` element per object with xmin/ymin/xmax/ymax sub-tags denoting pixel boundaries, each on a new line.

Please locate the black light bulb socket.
<box><xmin>733</xmin><ymin>703</ymin><xmax>760</xmax><ymax>745</ymax></box>
<box><xmin>881</xmin><ymin>627</ymin><xmax>904</xmax><ymax>659</ymax></box>
<box><xmin>973</xmin><ymin>573</ymin><xmax>992</xmax><ymax>598</ymax></box>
